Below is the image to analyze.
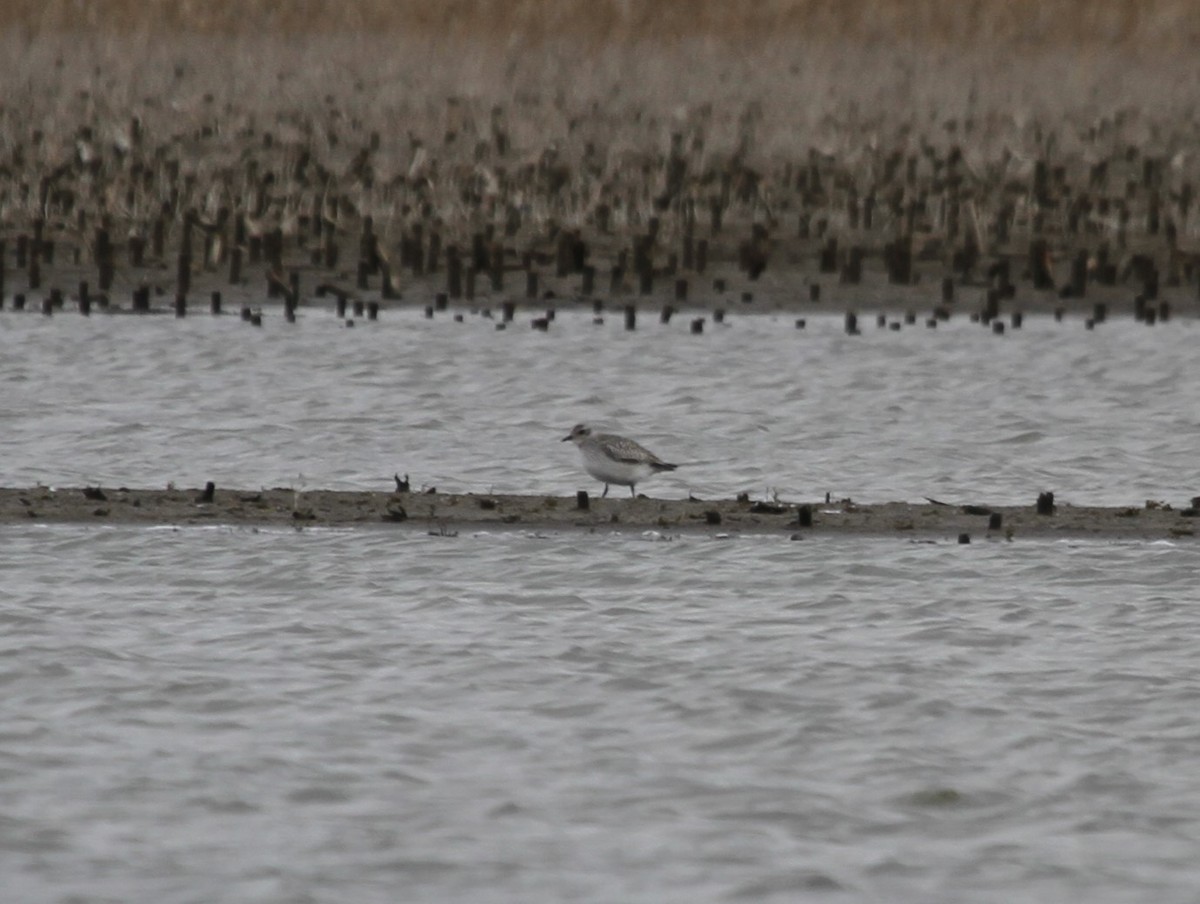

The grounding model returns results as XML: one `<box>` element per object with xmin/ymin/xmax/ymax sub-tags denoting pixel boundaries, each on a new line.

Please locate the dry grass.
<box><xmin>4</xmin><ymin>0</ymin><xmax>1200</xmax><ymax>51</ymax></box>
<box><xmin>5</xmin><ymin>0</ymin><xmax>1198</xmax><ymax>141</ymax></box>
<box><xmin>1</xmin><ymin>2</ymin><xmax>1198</xmax><ymax>326</ymax></box>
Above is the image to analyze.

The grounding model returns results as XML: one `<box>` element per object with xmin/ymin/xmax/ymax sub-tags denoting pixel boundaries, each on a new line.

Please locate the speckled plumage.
<box><xmin>562</xmin><ymin>423</ymin><xmax>677</xmax><ymax>498</ymax></box>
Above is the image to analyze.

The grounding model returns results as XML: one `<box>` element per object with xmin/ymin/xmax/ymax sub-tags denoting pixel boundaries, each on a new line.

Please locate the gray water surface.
<box><xmin>3</xmin><ymin>526</ymin><xmax>1199</xmax><ymax>903</ymax></box>
<box><xmin>4</xmin><ymin>309</ymin><xmax>1200</xmax><ymax>903</ymax></box>
<box><xmin>2</xmin><ymin>309</ymin><xmax>1197</xmax><ymax>505</ymax></box>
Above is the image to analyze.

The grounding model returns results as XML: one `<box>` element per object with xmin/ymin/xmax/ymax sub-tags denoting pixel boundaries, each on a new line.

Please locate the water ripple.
<box><xmin>3</xmin><ymin>311</ymin><xmax>1199</xmax><ymax>503</ymax></box>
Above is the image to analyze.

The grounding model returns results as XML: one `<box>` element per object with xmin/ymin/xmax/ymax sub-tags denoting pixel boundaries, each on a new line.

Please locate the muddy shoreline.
<box><xmin>5</xmin><ymin>251</ymin><xmax>1196</xmax><ymax>324</ymax></box>
<box><xmin>3</xmin><ymin>486</ymin><xmax>1197</xmax><ymax>540</ymax></box>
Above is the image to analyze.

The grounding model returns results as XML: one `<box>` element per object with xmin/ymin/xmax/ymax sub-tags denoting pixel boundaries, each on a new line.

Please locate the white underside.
<box><xmin>579</xmin><ymin>448</ymin><xmax>658</xmax><ymax>487</ymax></box>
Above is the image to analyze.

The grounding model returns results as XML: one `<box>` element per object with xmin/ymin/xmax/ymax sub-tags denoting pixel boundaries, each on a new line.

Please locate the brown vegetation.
<box><xmin>1</xmin><ymin>1</ymin><xmax>1199</xmax><ymax>324</ymax></box>
<box><xmin>3</xmin><ymin>0</ymin><xmax>1199</xmax><ymax>52</ymax></box>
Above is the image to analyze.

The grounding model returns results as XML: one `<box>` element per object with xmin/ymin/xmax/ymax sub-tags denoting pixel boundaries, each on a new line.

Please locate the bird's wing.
<box><xmin>599</xmin><ymin>434</ymin><xmax>664</xmax><ymax>465</ymax></box>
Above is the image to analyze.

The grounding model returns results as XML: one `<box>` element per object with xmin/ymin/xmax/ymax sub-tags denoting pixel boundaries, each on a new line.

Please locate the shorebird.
<box><xmin>562</xmin><ymin>423</ymin><xmax>677</xmax><ymax>498</ymax></box>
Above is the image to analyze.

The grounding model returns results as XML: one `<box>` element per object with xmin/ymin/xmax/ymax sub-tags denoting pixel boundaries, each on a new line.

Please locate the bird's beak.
<box><xmin>561</xmin><ymin>435</ymin><xmax>573</xmax><ymax>442</ymax></box>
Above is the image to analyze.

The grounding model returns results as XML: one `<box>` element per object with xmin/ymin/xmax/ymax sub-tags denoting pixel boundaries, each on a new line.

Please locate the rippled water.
<box><xmin>4</xmin><ymin>308</ymin><xmax>1200</xmax><ymax>902</ymax></box>
<box><xmin>3</xmin><ymin>526</ymin><xmax>1199</xmax><ymax>903</ymax></box>
<box><xmin>1</xmin><ymin>308</ymin><xmax>1198</xmax><ymax>506</ymax></box>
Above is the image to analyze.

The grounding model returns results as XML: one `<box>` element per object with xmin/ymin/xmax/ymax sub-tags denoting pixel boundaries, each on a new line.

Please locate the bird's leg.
<box><xmin>602</xmin><ymin>483</ymin><xmax>610</xmax><ymax>498</ymax></box>
<box><xmin>629</xmin><ymin>485</ymin><xmax>636</xmax><ymax>498</ymax></box>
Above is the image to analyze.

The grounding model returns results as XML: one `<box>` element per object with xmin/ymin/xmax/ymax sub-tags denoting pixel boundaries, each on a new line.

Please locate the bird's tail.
<box><xmin>651</xmin><ymin>462</ymin><xmax>678</xmax><ymax>472</ymax></box>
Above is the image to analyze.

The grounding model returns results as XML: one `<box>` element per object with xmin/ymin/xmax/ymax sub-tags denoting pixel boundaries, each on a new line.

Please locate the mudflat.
<box><xmin>3</xmin><ymin>486</ymin><xmax>1197</xmax><ymax>540</ymax></box>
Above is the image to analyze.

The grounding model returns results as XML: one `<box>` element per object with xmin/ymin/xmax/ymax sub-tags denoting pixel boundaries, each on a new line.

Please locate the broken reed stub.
<box><xmin>195</xmin><ymin>481</ymin><xmax>215</xmax><ymax>503</ymax></box>
<box><xmin>576</xmin><ymin>490</ymin><xmax>589</xmax><ymax>510</ymax></box>
<box><xmin>988</xmin><ymin>513</ymin><xmax>1003</xmax><ymax>530</ymax></box>
<box><xmin>638</xmin><ymin>269</ymin><xmax>653</xmax><ymax>295</ymax></box>
<box><xmin>1036</xmin><ymin>492</ymin><xmax>1056</xmax><ymax>515</ymax></box>
<box><xmin>796</xmin><ymin>505</ymin><xmax>813</xmax><ymax>527</ymax></box>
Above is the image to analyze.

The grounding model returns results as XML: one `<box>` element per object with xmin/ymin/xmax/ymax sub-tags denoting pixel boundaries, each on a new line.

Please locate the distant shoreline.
<box><xmin>3</xmin><ymin>23</ymin><xmax>1200</xmax><ymax>327</ymax></box>
<box><xmin>2</xmin><ymin>487</ymin><xmax>1196</xmax><ymax>540</ymax></box>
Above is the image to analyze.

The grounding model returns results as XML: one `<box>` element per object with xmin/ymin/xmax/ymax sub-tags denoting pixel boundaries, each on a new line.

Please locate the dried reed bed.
<box><xmin>4</xmin><ymin>0</ymin><xmax>1200</xmax><ymax>51</ymax></box>
<box><xmin>3</xmin><ymin>3</ymin><xmax>1200</xmax><ymax>322</ymax></box>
